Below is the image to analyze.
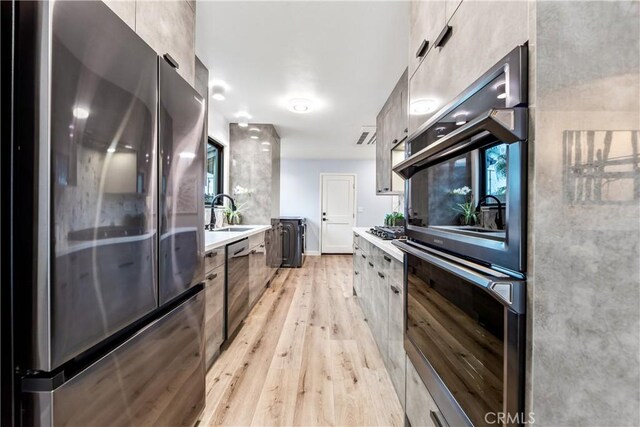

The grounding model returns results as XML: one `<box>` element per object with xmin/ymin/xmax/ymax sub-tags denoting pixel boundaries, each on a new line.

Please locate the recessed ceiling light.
<box><xmin>456</xmin><ymin>120</ymin><xmax>467</xmax><ymax>126</ymax></box>
<box><xmin>249</xmin><ymin>127</ymin><xmax>260</xmax><ymax>132</ymax></box>
<box><xmin>261</xmin><ymin>141</ymin><xmax>271</xmax><ymax>146</ymax></box>
<box><xmin>261</xmin><ymin>148</ymin><xmax>270</xmax><ymax>152</ymax></box>
<box><xmin>107</xmin><ymin>147</ymin><xmax>116</xmax><ymax>153</ymax></box>
<box><xmin>288</xmin><ymin>98</ymin><xmax>312</xmax><ymax>114</ymax></box>
<box><xmin>410</xmin><ymin>99</ymin><xmax>438</xmax><ymax>115</ymax></box>
<box><xmin>179</xmin><ymin>152</ymin><xmax>196</xmax><ymax>159</ymax></box>
<box><xmin>124</xmin><ymin>144</ymin><xmax>133</xmax><ymax>149</ymax></box>
<box><xmin>236</xmin><ymin>111</ymin><xmax>251</xmax><ymax>128</ymax></box>
<box><xmin>250</xmin><ymin>135</ymin><xmax>258</xmax><ymax>140</ymax></box>
<box><xmin>238</xmin><ymin>122</ymin><xmax>248</xmax><ymax>128</ymax></box>
<box><xmin>497</xmin><ymin>92</ymin><xmax>507</xmax><ymax>99</ymax></box>
<box><xmin>72</xmin><ymin>106</ymin><xmax>90</xmax><ymax>119</ymax></box>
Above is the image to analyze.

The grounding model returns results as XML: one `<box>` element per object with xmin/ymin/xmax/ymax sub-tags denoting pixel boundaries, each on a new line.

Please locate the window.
<box><xmin>205</xmin><ymin>138</ymin><xmax>223</xmax><ymax>206</ymax></box>
<box><xmin>481</xmin><ymin>143</ymin><xmax>508</xmax><ymax>203</ymax></box>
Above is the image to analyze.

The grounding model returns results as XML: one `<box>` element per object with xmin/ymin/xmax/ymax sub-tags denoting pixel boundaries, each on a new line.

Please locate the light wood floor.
<box><xmin>198</xmin><ymin>255</ymin><xmax>404</xmax><ymax>427</ymax></box>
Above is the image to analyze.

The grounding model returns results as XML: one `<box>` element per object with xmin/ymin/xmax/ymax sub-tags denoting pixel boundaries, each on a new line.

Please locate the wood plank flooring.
<box><xmin>198</xmin><ymin>255</ymin><xmax>403</xmax><ymax>426</ymax></box>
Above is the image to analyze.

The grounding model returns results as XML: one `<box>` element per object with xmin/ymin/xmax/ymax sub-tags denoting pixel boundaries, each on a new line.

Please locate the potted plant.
<box><xmin>384</xmin><ymin>212</ymin><xmax>405</xmax><ymax>227</ymax></box>
<box><xmin>223</xmin><ymin>202</ymin><xmax>247</xmax><ymax>225</ymax></box>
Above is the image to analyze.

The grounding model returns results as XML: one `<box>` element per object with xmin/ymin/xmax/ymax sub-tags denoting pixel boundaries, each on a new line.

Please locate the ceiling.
<box><xmin>195</xmin><ymin>1</ymin><xmax>409</xmax><ymax>160</ymax></box>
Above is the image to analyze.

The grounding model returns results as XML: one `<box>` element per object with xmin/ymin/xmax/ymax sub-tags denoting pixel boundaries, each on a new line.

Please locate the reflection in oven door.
<box><xmin>398</xmin><ymin>240</ymin><xmax>526</xmax><ymax>427</ymax></box>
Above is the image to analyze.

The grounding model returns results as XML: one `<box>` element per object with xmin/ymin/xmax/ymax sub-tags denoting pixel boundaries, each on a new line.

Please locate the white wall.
<box><xmin>280</xmin><ymin>159</ymin><xmax>393</xmax><ymax>254</ymax></box>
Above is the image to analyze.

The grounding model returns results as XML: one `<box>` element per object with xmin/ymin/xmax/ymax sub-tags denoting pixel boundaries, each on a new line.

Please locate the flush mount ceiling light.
<box><xmin>72</xmin><ymin>106</ymin><xmax>90</xmax><ymax>119</ymax></box>
<box><xmin>261</xmin><ymin>141</ymin><xmax>271</xmax><ymax>146</ymax></box>
<box><xmin>288</xmin><ymin>98</ymin><xmax>312</xmax><ymax>113</ymax></box>
<box><xmin>249</xmin><ymin>127</ymin><xmax>260</xmax><ymax>132</ymax></box>
<box><xmin>250</xmin><ymin>135</ymin><xmax>258</xmax><ymax>140</ymax></box>
<box><xmin>211</xmin><ymin>85</ymin><xmax>226</xmax><ymax>101</ymax></box>
<box><xmin>236</xmin><ymin>111</ymin><xmax>251</xmax><ymax>128</ymax></box>
<box><xmin>410</xmin><ymin>99</ymin><xmax>438</xmax><ymax>115</ymax></box>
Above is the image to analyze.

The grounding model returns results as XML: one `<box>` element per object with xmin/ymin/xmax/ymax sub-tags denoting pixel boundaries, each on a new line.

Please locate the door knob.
<box><xmin>322</xmin><ymin>218</ymin><xmax>327</xmax><ymax>221</ymax></box>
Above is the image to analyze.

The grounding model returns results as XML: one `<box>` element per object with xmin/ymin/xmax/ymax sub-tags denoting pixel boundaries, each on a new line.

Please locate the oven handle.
<box><xmin>393</xmin><ymin>107</ymin><xmax>527</xmax><ymax>179</ymax></box>
<box><xmin>393</xmin><ymin>240</ymin><xmax>525</xmax><ymax>313</ymax></box>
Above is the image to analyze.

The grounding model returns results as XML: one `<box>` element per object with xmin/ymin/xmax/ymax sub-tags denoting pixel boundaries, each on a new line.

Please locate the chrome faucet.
<box><xmin>476</xmin><ymin>195</ymin><xmax>504</xmax><ymax>230</ymax></box>
<box><xmin>209</xmin><ymin>193</ymin><xmax>237</xmax><ymax>229</ymax></box>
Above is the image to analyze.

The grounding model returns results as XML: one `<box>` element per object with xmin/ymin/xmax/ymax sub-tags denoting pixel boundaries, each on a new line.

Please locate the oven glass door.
<box><xmin>406</xmin><ymin>251</ymin><xmax>504</xmax><ymax>425</ymax></box>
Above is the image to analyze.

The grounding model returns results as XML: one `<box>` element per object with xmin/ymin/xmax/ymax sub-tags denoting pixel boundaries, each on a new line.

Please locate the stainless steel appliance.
<box><xmin>394</xmin><ymin>45</ymin><xmax>528</xmax><ymax>273</ymax></box>
<box><xmin>280</xmin><ymin>217</ymin><xmax>306</xmax><ymax>268</ymax></box>
<box><xmin>226</xmin><ymin>238</ymin><xmax>250</xmax><ymax>341</ymax></box>
<box><xmin>366</xmin><ymin>226</ymin><xmax>405</xmax><ymax>241</ymax></box>
<box><xmin>159</xmin><ymin>57</ymin><xmax>206</xmax><ymax>305</ymax></box>
<box><xmin>394</xmin><ymin>239</ymin><xmax>526</xmax><ymax>427</ymax></box>
<box><xmin>6</xmin><ymin>2</ymin><xmax>205</xmax><ymax>425</ymax></box>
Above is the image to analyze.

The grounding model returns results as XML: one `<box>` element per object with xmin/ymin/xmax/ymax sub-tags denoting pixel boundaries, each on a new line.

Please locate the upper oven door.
<box><xmin>394</xmin><ymin>45</ymin><xmax>528</xmax><ymax>272</ymax></box>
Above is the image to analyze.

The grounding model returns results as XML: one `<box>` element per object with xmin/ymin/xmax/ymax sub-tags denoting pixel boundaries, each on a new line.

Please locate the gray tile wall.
<box><xmin>229</xmin><ymin>124</ymin><xmax>281</xmax><ymax>225</ymax></box>
<box><xmin>530</xmin><ymin>2</ymin><xmax>640</xmax><ymax>425</ymax></box>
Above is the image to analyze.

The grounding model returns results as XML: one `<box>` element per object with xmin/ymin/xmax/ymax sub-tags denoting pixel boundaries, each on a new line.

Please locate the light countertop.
<box><xmin>352</xmin><ymin>227</ymin><xmax>404</xmax><ymax>262</ymax></box>
<box><xmin>205</xmin><ymin>225</ymin><xmax>271</xmax><ymax>252</ymax></box>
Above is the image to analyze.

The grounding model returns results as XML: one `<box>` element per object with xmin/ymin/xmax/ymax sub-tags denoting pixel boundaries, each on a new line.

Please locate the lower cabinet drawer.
<box><xmin>205</xmin><ymin>265</ymin><xmax>225</xmax><ymax>370</ymax></box>
<box><xmin>406</xmin><ymin>357</ymin><xmax>443</xmax><ymax>427</ymax></box>
<box><xmin>204</xmin><ymin>246</ymin><xmax>225</xmax><ymax>271</ymax></box>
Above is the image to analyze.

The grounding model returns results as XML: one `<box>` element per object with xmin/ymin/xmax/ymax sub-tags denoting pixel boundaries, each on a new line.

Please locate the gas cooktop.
<box><xmin>366</xmin><ymin>226</ymin><xmax>405</xmax><ymax>241</ymax></box>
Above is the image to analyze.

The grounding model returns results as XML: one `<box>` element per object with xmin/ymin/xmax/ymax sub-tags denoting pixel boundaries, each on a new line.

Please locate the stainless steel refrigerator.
<box><xmin>4</xmin><ymin>2</ymin><xmax>206</xmax><ymax>425</ymax></box>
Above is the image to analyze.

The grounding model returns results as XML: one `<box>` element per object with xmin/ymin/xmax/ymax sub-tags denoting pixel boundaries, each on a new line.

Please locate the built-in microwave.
<box><xmin>394</xmin><ymin>45</ymin><xmax>528</xmax><ymax>273</ymax></box>
<box><xmin>394</xmin><ymin>239</ymin><xmax>526</xmax><ymax>427</ymax></box>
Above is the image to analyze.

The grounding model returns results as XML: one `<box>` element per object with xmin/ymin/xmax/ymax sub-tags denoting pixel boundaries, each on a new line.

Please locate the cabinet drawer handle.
<box><xmin>368</xmin><ymin>261</ymin><xmax>374</xmax><ymax>267</ymax></box>
<box><xmin>434</xmin><ymin>25</ymin><xmax>452</xmax><ymax>48</ymax></box>
<box><xmin>234</xmin><ymin>248</ymin><xmax>245</xmax><ymax>256</ymax></box>
<box><xmin>207</xmin><ymin>273</ymin><xmax>218</xmax><ymax>281</ymax></box>
<box><xmin>355</xmin><ymin>271</ymin><xmax>359</xmax><ymax>276</ymax></box>
<box><xmin>383</xmin><ymin>187</ymin><xmax>390</xmax><ymax>191</ymax></box>
<box><xmin>362</xmin><ymin>254</ymin><xmax>367</xmax><ymax>259</ymax></box>
<box><xmin>205</xmin><ymin>252</ymin><xmax>216</xmax><ymax>258</ymax></box>
<box><xmin>390</xmin><ymin>285</ymin><xmax>400</xmax><ymax>295</ymax></box>
<box><xmin>415</xmin><ymin>38</ymin><xmax>429</xmax><ymax>58</ymax></box>
<box><xmin>260</xmin><ymin>244</ymin><xmax>265</xmax><ymax>248</ymax></box>
<box><xmin>383</xmin><ymin>255</ymin><xmax>391</xmax><ymax>262</ymax></box>
<box><xmin>378</xmin><ymin>272</ymin><xmax>385</xmax><ymax>279</ymax></box>
<box><xmin>391</xmin><ymin>139</ymin><xmax>398</xmax><ymax>146</ymax></box>
<box><xmin>430</xmin><ymin>410</ymin><xmax>447</xmax><ymax>427</ymax></box>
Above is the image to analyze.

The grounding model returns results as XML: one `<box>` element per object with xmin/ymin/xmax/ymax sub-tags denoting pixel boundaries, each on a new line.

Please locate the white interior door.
<box><xmin>321</xmin><ymin>174</ymin><xmax>356</xmax><ymax>254</ymax></box>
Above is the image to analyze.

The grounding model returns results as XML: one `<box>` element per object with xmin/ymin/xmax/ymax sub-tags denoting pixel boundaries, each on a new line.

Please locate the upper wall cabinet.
<box><xmin>376</xmin><ymin>68</ymin><xmax>408</xmax><ymax>195</ymax></box>
<box><xmin>408</xmin><ymin>0</ymin><xmax>528</xmax><ymax>134</ymax></box>
<box><xmin>408</xmin><ymin>1</ymin><xmax>445</xmax><ymax>78</ymax></box>
<box><xmin>103</xmin><ymin>0</ymin><xmax>196</xmax><ymax>86</ymax></box>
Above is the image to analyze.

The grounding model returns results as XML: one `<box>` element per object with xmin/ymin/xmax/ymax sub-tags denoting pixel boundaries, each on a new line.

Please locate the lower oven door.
<box><xmin>395</xmin><ymin>240</ymin><xmax>526</xmax><ymax>427</ymax></box>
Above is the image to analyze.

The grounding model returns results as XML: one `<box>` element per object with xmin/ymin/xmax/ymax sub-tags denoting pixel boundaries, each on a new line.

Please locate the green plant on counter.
<box><xmin>384</xmin><ymin>212</ymin><xmax>405</xmax><ymax>226</ymax></box>
<box><xmin>224</xmin><ymin>202</ymin><xmax>247</xmax><ymax>225</ymax></box>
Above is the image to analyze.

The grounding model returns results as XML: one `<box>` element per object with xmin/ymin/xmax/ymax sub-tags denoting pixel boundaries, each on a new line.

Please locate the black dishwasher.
<box><xmin>225</xmin><ymin>238</ymin><xmax>250</xmax><ymax>342</ymax></box>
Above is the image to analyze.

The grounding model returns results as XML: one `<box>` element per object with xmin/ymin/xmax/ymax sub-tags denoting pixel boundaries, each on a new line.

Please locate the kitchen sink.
<box><xmin>209</xmin><ymin>227</ymin><xmax>253</xmax><ymax>233</ymax></box>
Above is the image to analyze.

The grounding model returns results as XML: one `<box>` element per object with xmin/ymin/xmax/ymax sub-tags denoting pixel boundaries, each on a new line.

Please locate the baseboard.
<box><xmin>305</xmin><ymin>251</ymin><xmax>321</xmax><ymax>256</ymax></box>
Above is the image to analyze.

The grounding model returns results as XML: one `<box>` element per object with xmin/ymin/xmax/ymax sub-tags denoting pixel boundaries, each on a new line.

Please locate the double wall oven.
<box><xmin>394</xmin><ymin>45</ymin><xmax>528</xmax><ymax>427</ymax></box>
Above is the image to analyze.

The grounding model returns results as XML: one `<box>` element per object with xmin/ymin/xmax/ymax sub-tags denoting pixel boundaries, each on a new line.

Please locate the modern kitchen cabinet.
<box><xmin>408</xmin><ymin>0</ymin><xmax>528</xmax><ymax>134</ymax></box>
<box><xmin>204</xmin><ymin>245</ymin><xmax>226</xmax><ymax>370</ymax></box>
<box><xmin>352</xmin><ymin>231</ymin><xmax>404</xmax><ymax>407</ymax></box>
<box><xmin>408</xmin><ymin>0</ymin><xmax>445</xmax><ymax>78</ymax></box>
<box><xmin>204</xmin><ymin>265</ymin><xmax>225</xmax><ymax>370</ymax></box>
<box><xmin>376</xmin><ymin>69</ymin><xmax>408</xmax><ymax>195</ymax></box>
<box><xmin>249</xmin><ymin>231</ymin><xmax>271</xmax><ymax>309</ymax></box>
<box><xmin>406</xmin><ymin>357</ymin><xmax>443</xmax><ymax>427</ymax></box>
<box><xmin>387</xmin><ymin>267</ymin><xmax>405</xmax><ymax>409</ymax></box>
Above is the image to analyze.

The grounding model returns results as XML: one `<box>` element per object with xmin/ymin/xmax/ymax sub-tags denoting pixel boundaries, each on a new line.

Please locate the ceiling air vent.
<box><xmin>355</xmin><ymin>126</ymin><xmax>376</xmax><ymax>146</ymax></box>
